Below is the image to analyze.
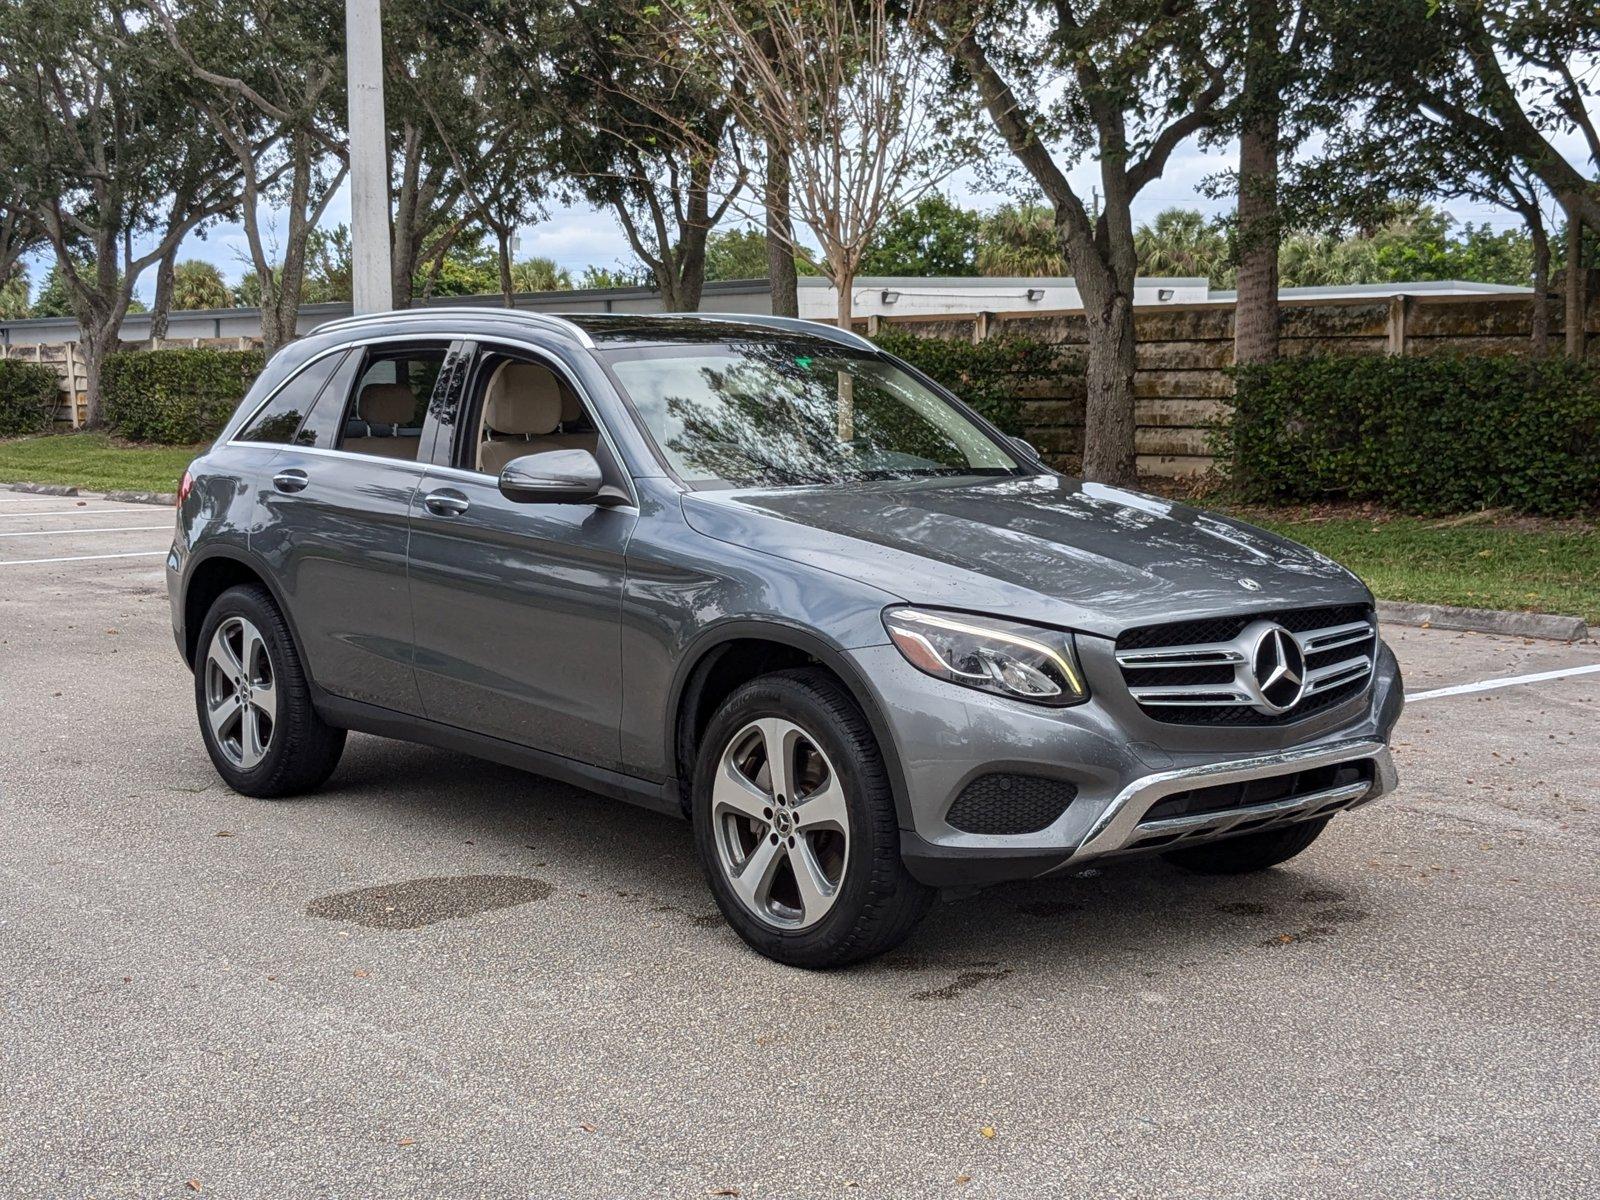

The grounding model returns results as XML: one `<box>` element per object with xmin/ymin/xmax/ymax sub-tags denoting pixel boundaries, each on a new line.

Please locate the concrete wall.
<box><xmin>868</xmin><ymin>291</ymin><xmax>1598</xmax><ymax>478</ymax></box>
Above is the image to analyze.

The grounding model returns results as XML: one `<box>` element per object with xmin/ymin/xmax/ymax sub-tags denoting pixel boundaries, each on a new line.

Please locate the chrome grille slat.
<box><xmin>1115</xmin><ymin>605</ymin><xmax>1378</xmax><ymax>725</ymax></box>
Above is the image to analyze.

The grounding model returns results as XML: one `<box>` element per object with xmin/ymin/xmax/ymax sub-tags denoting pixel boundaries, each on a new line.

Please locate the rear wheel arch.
<box><xmin>182</xmin><ymin>550</ymin><xmax>306</xmax><ymax>674</ymax></box>
<box><xmin>668</xmin><ymin>622</ymin><xmax>912</xmax><ymax>827</ymax></box>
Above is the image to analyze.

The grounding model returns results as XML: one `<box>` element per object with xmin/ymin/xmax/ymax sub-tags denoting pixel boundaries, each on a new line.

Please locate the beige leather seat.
<box><xmin>478</xmin><ymin>362</ymin><xmax>572</xmax><ymax>473</ymax></box>
<box><xmin>343</xmin><ymin>382</ymin><xmax>420</xmax><ymax>460</ymax></box>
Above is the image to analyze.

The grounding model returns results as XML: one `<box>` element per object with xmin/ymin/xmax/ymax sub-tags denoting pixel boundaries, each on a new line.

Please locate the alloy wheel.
<box><xmin>203</xmin><ymin>616</ymin><xmax>277</xmax><ymax>770</ymax></box>
<box><xmin>712</xmin><ymin>717</ymin><xmax>851</xmax><ymax>930</ymax></box>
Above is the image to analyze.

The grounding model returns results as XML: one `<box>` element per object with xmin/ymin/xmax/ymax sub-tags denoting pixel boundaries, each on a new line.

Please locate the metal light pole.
<box><xmin>346</xmin><ymin>0</ymin><xmax>393</xmax><ymax>314</ymax></box>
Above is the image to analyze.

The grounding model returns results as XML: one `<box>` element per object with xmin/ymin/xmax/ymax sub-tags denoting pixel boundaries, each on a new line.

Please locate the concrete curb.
<box><xmin>6</xmin><ymin>481</ymin><xmax>79</xmax><ymax>497</ymax></box>
<box><xmin>104</xmin><ymin>489</ymin><xmax>178</xmax><ymax>506</ymax></box>
<box><xmin>1378</xmin><ymin>599</ymin><xmax>1591</xmax><ymax>643</ymax></box>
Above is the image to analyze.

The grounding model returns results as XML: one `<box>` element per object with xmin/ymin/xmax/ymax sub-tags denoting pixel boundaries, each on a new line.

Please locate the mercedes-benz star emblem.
<box><xmin>1246</xmin><ymin>622</ymin><xmax>1307</xmax><ymax>714</ymax></box>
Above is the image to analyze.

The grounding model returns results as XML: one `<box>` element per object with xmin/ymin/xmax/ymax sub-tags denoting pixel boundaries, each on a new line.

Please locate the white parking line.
<box><xmin>0</xmin><ymin>507</ymin><xmax>157</xmax><ymax>519</ymax></box>
<box><xmin>0</xmin><ymin>525</ymin><xmax>170</xmax><ymax>538</ymax></box>
<box><xmin>0</xmin><ymin>550</ymin><xmax>168</xmax><ymax>567</ymax></box>
<box><xmin>1407</xmin><ymin>663</ymin><xmax>1600</xmax><ymax>702</ymax></box>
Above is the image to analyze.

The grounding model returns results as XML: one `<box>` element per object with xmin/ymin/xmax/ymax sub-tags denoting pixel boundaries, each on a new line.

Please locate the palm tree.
<box><xmin>977</xmin><ymin>203</ymin><xmax>1068</xmax><ymax>276</ymax></box>
<box><xmin>1133</xmin><ymin>209</ymin><xmax>1232</xmax><ymax>285</ymax></box>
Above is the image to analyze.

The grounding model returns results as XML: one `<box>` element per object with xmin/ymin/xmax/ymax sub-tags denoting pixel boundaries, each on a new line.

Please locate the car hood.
<box><xmin>681</xmin><ymin>473</ymin><xmax>1370</xmax><ymax>639</ymax></box>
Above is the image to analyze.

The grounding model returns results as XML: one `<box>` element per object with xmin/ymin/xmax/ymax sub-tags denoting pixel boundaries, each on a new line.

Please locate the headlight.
<box><xmin>882</xmin><ymin>607</ymin><xmax>1088</xmax><ymax>706</ymax></box>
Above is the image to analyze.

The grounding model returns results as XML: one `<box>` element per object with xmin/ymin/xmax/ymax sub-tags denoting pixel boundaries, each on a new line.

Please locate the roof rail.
<box><xmin>648</xmin><ymin>311</ymin><xmax>878</xmax><ymax>352</ymax></box>
<box><xmin>311</xmin><ymin>307</ymin><xmax>594</xmax><ymax>348</ymax></box>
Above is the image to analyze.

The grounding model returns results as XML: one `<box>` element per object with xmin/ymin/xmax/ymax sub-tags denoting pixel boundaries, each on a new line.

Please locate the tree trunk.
<box><xmin>1078</xmin><ymin>269</ymin><xmax>1138</xmax><ymax>485</ymax></box>
<box><xmin>1233</xmin><ymin>0</ymin><xmax>1281</xmax><ymax>367</ymax></box>
<box><xmin>1566</xmin><ymin>210</ymin><xmax>1588</xmax><ymax>361</ymax></box>
<box><xmin>149</xmin><ymin>244</ymin><xmax>178</xmax><ymax>343</ymax></box>
<box><xmin>1530</xmin><ymin>218</ymin><xmax>1551</xmax><ymax>358</ymax></box>
<box><xmin>765</xmin><ymin>137</ymin><xmax>799</xmax><ymax>318</ymax></box>
<box><xmin>835</xmin><ymin>271</ymin><xmax>853</xmax><ymax>330</ymax></box>
<box><xmin>495</xmin><ymin>225</ymin><xmax>514</xmax><ymax>307</ymax></box>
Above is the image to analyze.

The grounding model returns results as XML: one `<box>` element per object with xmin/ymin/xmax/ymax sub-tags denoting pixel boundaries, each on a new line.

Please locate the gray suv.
<box><xmin>169</xmin><ymin>310</ymin><xmax>1403</xmax><ymax>967</ymax></box>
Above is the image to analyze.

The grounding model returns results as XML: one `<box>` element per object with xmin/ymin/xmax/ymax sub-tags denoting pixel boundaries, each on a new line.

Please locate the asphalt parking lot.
<box><xmin>2</xmin><ymin>494</ymin><xmax>1597</xmax><ymax>1199</ymax></box>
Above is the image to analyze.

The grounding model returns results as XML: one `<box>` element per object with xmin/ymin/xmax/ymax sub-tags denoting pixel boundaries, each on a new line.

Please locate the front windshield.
<box><xmin>602</xmin><ymin>341</ymin><xmax>1020</xmax><ymax>487</ymax></box>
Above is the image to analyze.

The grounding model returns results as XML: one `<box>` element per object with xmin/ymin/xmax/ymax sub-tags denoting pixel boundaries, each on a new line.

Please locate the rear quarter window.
<box><xmin>236</xmin><ymin>351</ymin><xmax>349</xmax><ymax>445</ymax></box>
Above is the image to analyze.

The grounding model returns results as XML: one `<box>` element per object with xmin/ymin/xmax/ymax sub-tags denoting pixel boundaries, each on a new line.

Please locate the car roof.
<box><xmin>309</xmin><ymin>308</ymin><xmax>877</xmax><ymax>354</ymax></box>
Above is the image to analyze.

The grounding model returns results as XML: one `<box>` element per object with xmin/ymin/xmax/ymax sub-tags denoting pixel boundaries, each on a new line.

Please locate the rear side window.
<box><xmin>336</xmin><ymin>346</ymin><xmax>448</xmax><ymax>461</ymax></box>
<box><xmin>236</xmin><ymin>351</ymin><xmax>348</xmax><ymax>445</ymax></box>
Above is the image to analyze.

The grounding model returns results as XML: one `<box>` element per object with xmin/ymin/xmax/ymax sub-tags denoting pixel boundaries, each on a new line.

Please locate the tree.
<box><xmin>477</xmin><ymin>0</ymin><xmax>744</xmax><ymax>312</ymax></box>
<box><xmin>1325</xmin><ymin>0</ymin><xmax>1598</xmax><ymax>359</ymax></box>
<box><xmin>0</xmin><ymin>265</ymin><xmax>29</xmax><ymax>319</ymax></box>
<box><xmin>1134</xmin><ymin>210</ymin><xmax>1232</xmax><ymax>285</ymax></box>
<box><xmin>151</xmin><ymin>0</ymin><xmax>348</xmax><ymax>355</ymax></box>
<box><xmin>0</xmin><ymin>0</ymin><xmax>240</xmax><ymax>423</ymax></box>
<box><xmin>704</xmin><ymin>226</ymin><xmax>771</xmax><ymax>281</ymax></box>
<box><xmin>976</xmin><ymin>202</ymin><xmax>1067</xmax><ymax>276</ymax></box>
<box><xmin>674</xmin><ymin>0</ymin><xmax>979</xmax><ymax>332</ymax></box>
<box><xmin>510</xmin><ymin>257</ymin><xmax>574</xmax><ymax>292</ymax></box>
<box><xmin>934</xmin><ymin>1</ymin><xmax>1233</xmax><ymax>483</ymax></box>
<box><xmin>860</xmin><ymin>194</ymin><xmax>982</xmax><ymax>276</ymax></box>
<box><xmin>301</xmin><ymin>224</ymin><xmax>353</xmax><ymax>304</ymax></box>
<box><xmin>577</xmin><ymin>264</ymin><xmax>652</xmax><ymax>290</ymax></box>
<box><xmin>171</xmin><ymin>260</ymin><xmax>232</xmax><ymax>311</ymax></box>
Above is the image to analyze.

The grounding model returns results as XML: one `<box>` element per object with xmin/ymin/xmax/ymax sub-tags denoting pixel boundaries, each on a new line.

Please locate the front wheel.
<box><xmin>691</xmin><ymin>668</ymin><xmax>934</xmax><ymax>968</ymax></box>
<box><xmin>193</xmin><ymin>584</ymin><xmax>345</xmax><ymax>798</ymax></box>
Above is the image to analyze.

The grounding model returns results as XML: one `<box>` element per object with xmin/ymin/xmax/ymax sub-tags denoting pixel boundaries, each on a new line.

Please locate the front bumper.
<box><xmin>851</xmin><ymin>635</ymin><xmax>1404</xmax><ymax>888</ymax></box>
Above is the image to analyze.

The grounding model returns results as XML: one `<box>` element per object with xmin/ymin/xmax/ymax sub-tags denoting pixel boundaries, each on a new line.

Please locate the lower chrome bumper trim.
<box><xmin>1071</xmin><ymin>738</ymin><xmax>1397</xmax><ymax>863</ymax></box>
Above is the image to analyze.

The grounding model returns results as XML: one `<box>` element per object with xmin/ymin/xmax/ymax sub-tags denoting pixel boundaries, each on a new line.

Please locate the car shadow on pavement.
<box><xmin>307</xmin><ymin>734</ymin><xmax>1375</xmax><ymax>978</ymax></box>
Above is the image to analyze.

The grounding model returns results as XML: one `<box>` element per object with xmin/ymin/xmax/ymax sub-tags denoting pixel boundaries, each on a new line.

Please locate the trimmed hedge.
<box><xmin>872</xmin><ymin>327</ymin><xmax>1071</xmax><ymax>436</ymax></box>
<box><xmin>1219</xmin><ymin>355</ymin><xmax>1600</xmax><ymax>516</ymax></box>
<box><xmin>103</xmin><ymin>348</ymin><xmax>264</xmax><ymax>444</ymax></box>
<box><xmin>0</xmin><ymin>360</ymin><xmax>62</xmax><ymax>438</ymax></box>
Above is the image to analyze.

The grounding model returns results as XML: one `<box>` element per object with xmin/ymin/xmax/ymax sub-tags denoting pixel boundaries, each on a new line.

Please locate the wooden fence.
<box><xmin>862</xmin><ymin>291</ymin><xmax>1598</xmax><ymax>476</ymax></box>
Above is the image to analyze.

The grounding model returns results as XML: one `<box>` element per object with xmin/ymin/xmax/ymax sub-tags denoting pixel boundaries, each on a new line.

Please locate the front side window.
<box><xmin>601</xmin><ymin>342</ymin><xmax>1018</xmax><ymax>488</ymax></box>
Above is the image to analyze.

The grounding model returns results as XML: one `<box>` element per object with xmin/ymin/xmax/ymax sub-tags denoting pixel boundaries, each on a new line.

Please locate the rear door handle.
<box><xmin>272</xmin><ymin>469</ymin><xmax>309</xmax><ymax>493</ymax></box>
<box><xmin>423</xmin><ymin>488</ymin><xmax>470</xmax><ymax>517</ymax></box>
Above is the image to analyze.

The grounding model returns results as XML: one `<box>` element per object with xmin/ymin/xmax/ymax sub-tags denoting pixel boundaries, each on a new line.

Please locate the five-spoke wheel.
<box><xmin>693</xmin><ymin>668</ymin><xmax>934</xmax><ymax>968</ymax></box>
<box><xmin>712</xmin><ymin>717</ymin><xmax>851</xmax><ymax>930</ymax></box>
<box><xmin>203</xmin><ymin>616</ymin><xmax>277</xmax><ymax>770</ymax></box>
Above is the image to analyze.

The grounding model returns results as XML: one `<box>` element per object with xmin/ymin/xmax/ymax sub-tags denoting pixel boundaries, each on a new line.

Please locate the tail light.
<box><xmin>177</xmin><ymin>469</ymin><xmax>194</xmax><ymax>507</ymax></box>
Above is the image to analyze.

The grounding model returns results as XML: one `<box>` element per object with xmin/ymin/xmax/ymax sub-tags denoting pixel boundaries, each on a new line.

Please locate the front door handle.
<box><xmin>423</xmin><ymin>488</ymin><xmax>470</xmax><ymax>517</ymax></box>
<box><xmin>272</xmin><ymin>469</ymin><xmax>309</xmax><ymax>493</ymax></box>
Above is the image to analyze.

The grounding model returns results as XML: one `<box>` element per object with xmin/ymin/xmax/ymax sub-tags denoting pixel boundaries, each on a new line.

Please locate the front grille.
<box><xmin>1140</xmin><ymin>761</ymin><xmax>1374</xmax><ymax>825</ymax></box>
<box><xmin>946</xmin><ymin>773</ymin><xmax>1077</xmax><ymax>835</ymax></box>
<box><xmin>1115</xmin><ymin>604</ymin><xmax>1376</xmax><ymax>726</ymax></box>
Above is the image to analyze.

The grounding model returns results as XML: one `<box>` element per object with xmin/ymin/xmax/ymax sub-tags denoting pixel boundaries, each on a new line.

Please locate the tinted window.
<box><xmin>337</xmin><ymin>346</ymin><xmax>447</xmax><ymax>461</ymax></box>
<box><xmin>603</xmin><ymin>342</ymin><xmax>1018</xmax><ymax>487</ymax></box>
<box><xmin>236</xmin><ymin>351</ymin><xmax>347</xmax><ymax>445</ymax></box>
<box><xmin>293</xmin><ymin>350</ymin><xmax>365</xmax><ymax>449</ymax></box>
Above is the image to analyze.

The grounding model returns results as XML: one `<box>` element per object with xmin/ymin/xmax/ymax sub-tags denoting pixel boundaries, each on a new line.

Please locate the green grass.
<box><xmin>1255</xmin><ymin>516</ymin><xmax>1600</xmax><ymax>624</ymax></box>
<box><xmin>0</xmin><ymin>432</ymin><xmax>202</xmax><ymax>494</ymax></box>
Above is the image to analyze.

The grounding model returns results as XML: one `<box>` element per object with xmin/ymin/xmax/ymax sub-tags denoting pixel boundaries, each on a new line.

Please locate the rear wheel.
<box><xmin>1161</xmin><ymin>817</ymin><xmax>1330</xmax><ymax>875</ymax></box>
<box><xmin>692</xmin><ymin>668</ymin><xmax>934</xmax><ymax>968</ymax></box>
<box><xmin>193</xmin><ymin>584</ymin><xmax>345</xmax><ymax>798</ymax></box>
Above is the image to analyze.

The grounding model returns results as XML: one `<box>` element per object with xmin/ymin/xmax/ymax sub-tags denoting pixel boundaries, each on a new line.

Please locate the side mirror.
<box><xmin>1010</xmin><ymin>436</ymin><xmax>1041</xmax><ymax>461</ymax></box>
<box><xmin>498</xmin><ymin>448</ymin><xmax>608</xmax><ymax>505</ymax></box>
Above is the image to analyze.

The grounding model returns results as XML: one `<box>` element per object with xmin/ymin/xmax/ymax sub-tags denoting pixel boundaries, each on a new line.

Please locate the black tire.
<box><xmin>691</xmin><ymin>668</ymin><xmax>935</xmax><ymax>968</ymax></box>
<box><xmin>1161</xmin><ymin>816</ymin><xmax>1330</xmax><ymax>875</ymax></box>
<box><xmin>193</xmin><ymin>584</ymin><xmax>345</xmax><ymax>798</ymax></box>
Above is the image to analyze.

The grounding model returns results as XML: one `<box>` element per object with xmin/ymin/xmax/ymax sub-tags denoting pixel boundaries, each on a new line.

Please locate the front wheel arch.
<box><xmin>667</xmin><ymin>621</ymin><xmax>914</xmax><ymax>829</ymax></box>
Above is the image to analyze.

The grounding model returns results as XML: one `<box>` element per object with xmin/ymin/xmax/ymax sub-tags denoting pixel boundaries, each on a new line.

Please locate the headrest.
<box><xmin>359</xmin><ymin>383</ymin><xmax>416</xmax><ymax>427</ymax></box>
<box><xmin>560</xmin><ymin>387</ymin><xmax>582</xmax><ymax>426</ymax></box>
<box><xmin>484</xmin><ymin>362</ymin><xmax>562</xmax><ymax>436</ymax></box>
